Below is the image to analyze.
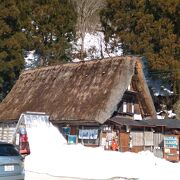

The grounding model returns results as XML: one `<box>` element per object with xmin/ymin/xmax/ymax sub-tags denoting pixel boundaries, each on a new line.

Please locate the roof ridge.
<box><xmin>22</xmin><ymin>56</ymin><xmax>135</xmax><ymax>75</ymax></box>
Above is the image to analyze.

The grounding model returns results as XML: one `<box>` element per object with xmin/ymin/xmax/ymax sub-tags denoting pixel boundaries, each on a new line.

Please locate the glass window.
<box><xmin>0</xmin><ymin>144</ymin><xmax>20</xmax><ymax>156</ymax></box>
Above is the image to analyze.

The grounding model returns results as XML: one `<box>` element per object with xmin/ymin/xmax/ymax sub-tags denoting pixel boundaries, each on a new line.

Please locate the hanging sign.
<box><xmin>79</xmin><ymin>129</ymin><xmax>98</xmax><ymax>139</ymax></box>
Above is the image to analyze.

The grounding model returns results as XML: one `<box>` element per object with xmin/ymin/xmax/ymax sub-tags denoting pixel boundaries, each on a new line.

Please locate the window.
<box><xmin>123</xmin><ymin>102</ymin><xmax>127</xmax><ymax>113</ymax></box>
<box><xmin>0</xmin><ymin>144</ymin><xmax>19</xmax><ymax>156</ymax></box>
<box><xmin>78</xmin><ymin>127</ymin><xmax>99</xmax><ymax>145</ymax></box>
<box><xmin>132</xmin><ymin>103</ymin><xmax>134</xmax><ymax>113</ymax></box>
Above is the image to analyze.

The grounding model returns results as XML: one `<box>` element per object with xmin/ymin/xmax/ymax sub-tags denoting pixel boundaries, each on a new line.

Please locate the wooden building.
<box><xmin>106</xmin><ymin>117</ymin><xmax>180</xmax><ymax>161</ymax></box>
<box><xmin>0</xmin><ymin>56</ymin><xmax>156</xmax><ymax>146</ymax></box>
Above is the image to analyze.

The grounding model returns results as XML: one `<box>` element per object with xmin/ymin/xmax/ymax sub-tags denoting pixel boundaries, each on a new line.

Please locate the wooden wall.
<box><xmin>119</xmin><ymin>132</ymin><xmax>129</xmax><ymax>152</ymax></box>
<box><xmin>0</xmin><ymin>123</ymin><xmax>16</xmax><ymax>143</ymax></box>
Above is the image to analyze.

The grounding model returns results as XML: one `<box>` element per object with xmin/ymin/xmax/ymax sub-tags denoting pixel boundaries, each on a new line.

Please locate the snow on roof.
<box><xmin>157</xmin><ymin>110</ymin><xmax>176</xmax><ymax>119</ymax></box>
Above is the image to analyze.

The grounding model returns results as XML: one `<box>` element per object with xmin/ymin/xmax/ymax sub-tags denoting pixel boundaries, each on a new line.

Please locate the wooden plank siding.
<box><xmin>130</xmin><ymin>132</ymin><xmax>144</xmax><ymax>146</ymax></box>
<box><xmin>119</xmin><ymin>132</ymin><xmax>129</xmax><ymax>152</ymax></box>
<box><xmin>153</xmin><ymin>133</ymin><xmax>164</xmax><ymax>147</ymax></box>
<box><xmin>134</xmin><ymin>103</ymin><xmax>141</xmax><ymax>114</ymax></box>
<box><xmin>0</xmin><ymin>123</ymin><xmax>16</xmax><ymax>143</ymax></box>
<box><xmin>144</xmin><ymin>131</ymin><xmax>153</xmax><ymax>146</ymax></box>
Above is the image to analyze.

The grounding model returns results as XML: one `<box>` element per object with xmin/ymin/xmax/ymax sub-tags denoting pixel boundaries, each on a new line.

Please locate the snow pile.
<box><xmin>157</xmin><ymin>110</ymin><xmax>176</xmax><ymax>119</ymax></box>
<box><xmin>167</xmin><ymin>110</ymin><xmax>176</xmax><ymax>118</ymax></box>
<box><xmin>134</xmin><ymin>114</ymin><xmax>142</xmax><ymax>120</ymax></box>
<box><xmin>24</xmin><ymin>114</ymin><xmax>180</xmax><ymax>180</ymax></box>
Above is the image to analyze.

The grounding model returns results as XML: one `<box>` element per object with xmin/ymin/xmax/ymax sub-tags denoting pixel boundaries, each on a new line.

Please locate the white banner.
<box><xmin>79</xmin><ymin>129</ymin><xmax>98</xmax><ymax>139</ymax></box>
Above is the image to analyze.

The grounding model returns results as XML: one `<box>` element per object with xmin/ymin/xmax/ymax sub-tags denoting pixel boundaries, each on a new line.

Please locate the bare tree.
<box><xmin>72</xmin><ymin>0</ymin><xmax>106</xmax><ymax>60</ymax></box>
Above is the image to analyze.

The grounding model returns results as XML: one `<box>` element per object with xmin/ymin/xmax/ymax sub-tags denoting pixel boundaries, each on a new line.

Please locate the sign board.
<box><xmin>62</xmin><ymin>127</ymin><xmax>71</xmax><ymax>135</ymax></box>
<box><xmin>164</xmin><ymin>136</ymin><xmax>178</xmax><ymax>149</ymax></box>
<box><xmin>68</xmin><ymin>135</ymin><xmax>77</xmax><ymax>144</ymax></box>
<box><xmin>79</xmin><ymin>129</ymin><xmax>98</xmax><ymax>139</ymax></box>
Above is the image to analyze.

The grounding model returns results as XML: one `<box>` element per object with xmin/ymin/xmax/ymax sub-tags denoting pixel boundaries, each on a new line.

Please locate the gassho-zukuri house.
<box><xmin>0</xmin><ymin>56</ymin><xmax>180</xmax><ymax>161</ymax></box>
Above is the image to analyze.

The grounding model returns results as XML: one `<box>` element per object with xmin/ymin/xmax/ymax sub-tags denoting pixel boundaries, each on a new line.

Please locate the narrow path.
<box><xmin>25</xmin><ymin>171</ymin><xmax>138</xmax><ymax>180</ymax></box>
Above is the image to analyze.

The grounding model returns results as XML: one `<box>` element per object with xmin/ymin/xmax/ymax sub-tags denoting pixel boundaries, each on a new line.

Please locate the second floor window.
<box><xmin>123</xmin><ymin>102</ymin><xmax>135</xmax><ymax>114</ymax></box>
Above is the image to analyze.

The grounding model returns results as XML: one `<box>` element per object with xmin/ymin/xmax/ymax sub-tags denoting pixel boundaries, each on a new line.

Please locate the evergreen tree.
<box><xmin>101</xmin><ymin>0</ymin><xmax>180</xmax><ymax>106</ymax></box>
<box><xmin>0</xmin><ymin>0</ymin><xmax>27</xmax><ymax>101</ymax></box>
<box><xmin>19</xmin><ymin>0</ymin><xmax>77</xmax><ymax>66</ymax></box>
<box><xmin>0</xmin><ymin>0</ymin><xmax>77</xmax><ymax>101</ymax></box>
<box><xmin>101</xmin><ymin>0</ymin><xmax>179</xmax><ymax>69</ymax></box>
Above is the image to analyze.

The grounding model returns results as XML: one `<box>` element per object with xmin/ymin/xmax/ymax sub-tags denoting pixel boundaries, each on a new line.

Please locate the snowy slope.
<box><xmin>24</xmin><ymin>114</ymin><xmax>180</xmax><ymax>180</ymax></box>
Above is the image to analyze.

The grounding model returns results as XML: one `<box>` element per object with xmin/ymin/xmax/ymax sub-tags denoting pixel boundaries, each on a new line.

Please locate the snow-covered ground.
<box><xmin>24</xmin><ymin>114</ymin><xmax>180</xmax><ymax>180</ymax></box>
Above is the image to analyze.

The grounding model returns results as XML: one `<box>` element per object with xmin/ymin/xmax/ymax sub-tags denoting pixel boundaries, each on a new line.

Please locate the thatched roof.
<box><xmin>0</xmin><ymin>56</ymin><xmax>156</xmax><ymax>124</ymax></box>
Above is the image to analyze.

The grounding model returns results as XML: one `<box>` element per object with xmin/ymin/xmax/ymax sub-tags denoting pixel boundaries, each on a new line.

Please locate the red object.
<box><xmin>20</xmin><ymin>134</ymin><xmax>28</xmax><ymax>142</ymax></box>
<box><xmin>20</xmin><ymin>147</ymin><xmax>29</xmax><ymax>154</ymax></box>
<box><xmin>112</xmin><ymin>139</ymin><xmax>118</xmax><ymax>151</ymax></box>
<box><xmin>20</xmin><ymin>141</ymin><xmax>30</xmax><ymax>155</ymax></box>
<box><xmin>19</xmin><ymin>133</ymin><xmax>30</xmax><ymax>155</ymax></box>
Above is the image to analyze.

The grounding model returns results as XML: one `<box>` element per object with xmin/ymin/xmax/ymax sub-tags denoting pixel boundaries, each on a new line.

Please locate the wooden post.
<box><xmin>162</xmin><ymin>126</ymin><xmax>164</xmax><ymax>134</ymax></box>
<box><xmin>119</xmin><ymin>126</ymin><xmax>121</xmax><ymax>152</ymax></box>
<box><xmin>81</xmin><ymin>125</ymin><xmax>84</xmax><ymax>145</ymax></box>
<box><xmin>143</xmin><ymin>127</ymin><xmax>145</xmax><ymax>151</ymax></box>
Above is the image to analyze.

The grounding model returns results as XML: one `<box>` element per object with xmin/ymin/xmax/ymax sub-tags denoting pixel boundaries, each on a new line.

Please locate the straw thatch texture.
<box><xmin>0</xmin><ymin>56</ymin><xmax>155</xmax><ymax>123</ymax></box>
<box><xmin>135</xmin><ymin>60</ymin><xmax>157</xmax><ymax>119</ymax></box>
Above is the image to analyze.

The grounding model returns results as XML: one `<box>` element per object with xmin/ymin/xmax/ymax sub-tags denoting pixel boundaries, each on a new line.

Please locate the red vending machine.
<box><xmin>19</xmin><ymin>126</ymin><xmax>30</xmax><ymax>155</ymax></box>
